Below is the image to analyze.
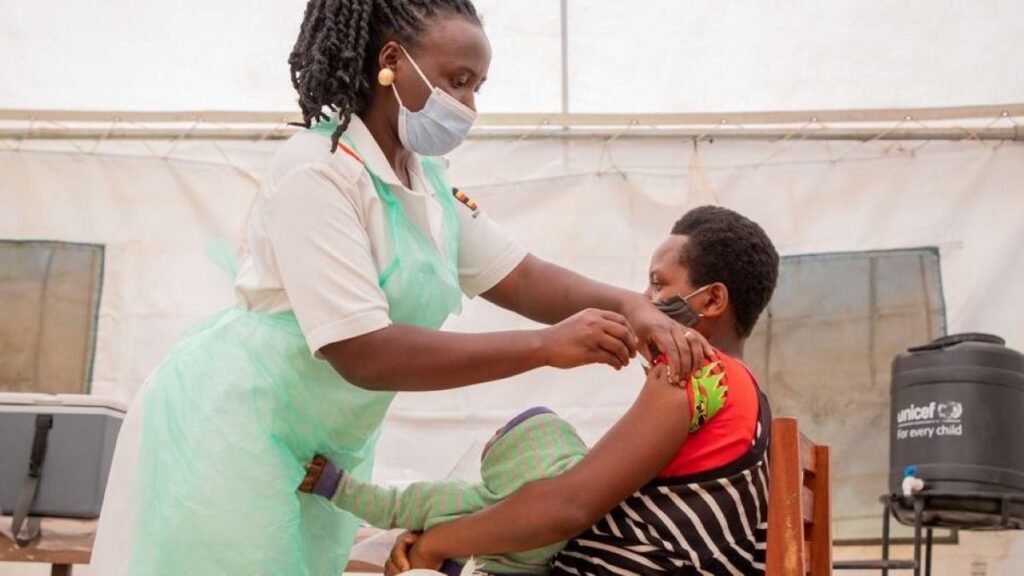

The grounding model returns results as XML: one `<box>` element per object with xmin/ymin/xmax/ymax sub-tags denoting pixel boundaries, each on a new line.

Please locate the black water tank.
<box><xmin>889</xmin><ymin>333</ymin><xmax>1024</xmax><ymax>528</ymax></box>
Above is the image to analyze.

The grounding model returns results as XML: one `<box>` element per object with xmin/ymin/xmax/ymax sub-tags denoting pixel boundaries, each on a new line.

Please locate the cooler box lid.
<box><xmin>0</xmin><ymin>393</ymin><xmax>127</xmax><ymax>414</ymax></box>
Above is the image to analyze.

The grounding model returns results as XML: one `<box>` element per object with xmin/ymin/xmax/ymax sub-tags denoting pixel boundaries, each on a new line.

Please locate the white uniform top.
<box><xmin>234</xmin><ymin>116</ymin><xmax>526</xmax><ymax>356</ymax></box>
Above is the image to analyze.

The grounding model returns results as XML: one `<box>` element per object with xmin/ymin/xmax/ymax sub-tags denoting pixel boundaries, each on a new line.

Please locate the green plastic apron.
<box><xmin>121</xmin><ymin>130</ymin><xmax>463</xmax><ymax>575</ymax></box>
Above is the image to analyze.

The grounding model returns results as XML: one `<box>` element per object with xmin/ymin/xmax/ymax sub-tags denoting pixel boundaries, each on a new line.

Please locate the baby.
<box><xmin>300</xmin><ymin>407</ymin><xmax>587</xmax><ymax>575</ymax></box>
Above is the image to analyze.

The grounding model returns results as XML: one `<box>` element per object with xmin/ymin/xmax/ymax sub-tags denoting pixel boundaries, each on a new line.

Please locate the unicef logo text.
<box><xmin>896</xmin><ymin>400</ymin><xmax>965</xmax><ymax>440</ymax></box>
<box><xmin>896</xmin><ymin>401</ymin><xmax>963</xmax><ymax>424</ymax></box>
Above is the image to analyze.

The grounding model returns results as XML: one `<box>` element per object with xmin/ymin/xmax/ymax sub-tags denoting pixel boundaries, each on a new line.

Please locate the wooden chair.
<box><xmin>767</xmin><ymin>417</ymin><xmax>833</xmax><ymax>575</ymax></box>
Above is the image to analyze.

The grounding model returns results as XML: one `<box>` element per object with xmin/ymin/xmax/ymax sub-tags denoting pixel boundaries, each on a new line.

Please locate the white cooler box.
<box><xmin>0</xmin><ymin>393</ymin><xmax>126</xmax><ymax>519</ymax></box>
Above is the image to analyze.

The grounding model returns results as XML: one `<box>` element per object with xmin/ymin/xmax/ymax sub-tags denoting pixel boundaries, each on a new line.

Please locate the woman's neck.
<box><xmin>712</xmin><ymin>337</ymin><xmax>744</xmax><ymax>360</ymax></box>
<box><xmin>358</xmin><ymin>109</ymin><xmax>413</xmax><ymax>188</ymax></box>
<box><xmin>701</xmin><ymin>322</ymin><xmax>745</xmax><ymax>359</ymax></box>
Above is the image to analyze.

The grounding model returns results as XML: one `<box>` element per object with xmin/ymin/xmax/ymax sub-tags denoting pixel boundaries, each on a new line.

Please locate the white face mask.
<box><xmin>392</xmin><ymin>46</ymin><xmax>477</xmax><ymax>156</ymax></box>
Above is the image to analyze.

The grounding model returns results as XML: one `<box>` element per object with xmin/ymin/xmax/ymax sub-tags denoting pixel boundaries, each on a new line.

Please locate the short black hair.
<box><xmin>288</xmin><ymin>0</ymin><xmax>480</xmax><ymax>151</ymax></box>
<box><xmin>671</xmin><ymin>206</ymin><xmax>779</xmax><ymax>338</ymax></box>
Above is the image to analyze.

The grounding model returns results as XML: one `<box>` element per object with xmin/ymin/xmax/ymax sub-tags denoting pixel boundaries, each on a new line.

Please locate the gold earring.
<box><xmin>378</xmin><ymin>68</ymin><xmax>395</xmax><ymax>87</ymax></box>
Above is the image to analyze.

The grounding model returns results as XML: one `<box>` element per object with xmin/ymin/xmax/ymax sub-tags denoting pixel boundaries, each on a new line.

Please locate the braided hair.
<box><xmin>288</xmin><ymin>0</ymin><xmax>480</xmax><ymax>151</ymax></box>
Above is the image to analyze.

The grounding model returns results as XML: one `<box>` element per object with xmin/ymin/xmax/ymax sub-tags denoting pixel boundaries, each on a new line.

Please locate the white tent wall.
<box><xmin>0</xmin><ymin>149</ymin><xmax>265</xmax><ymax>404</ymax></box>
<box><xmin>2</xmin><ymin>135</ymin><xmax>1024</xmax><ymax>574</ymax></box>
<box><xmin>2</xmin><ymin>1</ymin><xmax>1023</xmax><ymax>113</ymax></box>
<box><xmin>565</xmin><ymin>1</ymin><xmax>1024</xmax><ymax>113</ymax></box>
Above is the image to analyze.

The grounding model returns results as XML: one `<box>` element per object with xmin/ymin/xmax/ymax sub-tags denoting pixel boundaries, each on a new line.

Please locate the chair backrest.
<box><xmin>767</xmin><ymin>417</ymin><xmax>832</xmax><ymax>576</ymax></box>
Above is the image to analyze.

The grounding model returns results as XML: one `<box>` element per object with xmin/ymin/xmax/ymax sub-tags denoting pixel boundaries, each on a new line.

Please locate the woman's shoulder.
<box><xmin>711</xmin><ymin>351</ymin><xmax>760</xmax><ymax>419</ymax></box>
<box><xmin>266</xmin><ymin>130</ymin><xmax>367</xmax><ymax>194</ymax></box>
<box><xmin>715</xmin><ymin>352</ymin><xmax>757</xmax><ymax>388</ymax></box>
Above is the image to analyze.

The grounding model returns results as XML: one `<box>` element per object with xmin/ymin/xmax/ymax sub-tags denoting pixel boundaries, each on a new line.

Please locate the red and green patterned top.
<box><xmin>654</xmin><ymin>350</ymin><xmax>761</xmax><ymax>478</ymax></box>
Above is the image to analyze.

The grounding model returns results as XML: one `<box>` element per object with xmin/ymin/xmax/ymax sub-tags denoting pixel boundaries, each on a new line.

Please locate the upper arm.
<box><xmin>454</xmin><ymin>197</ymin><xmax>528</xmax><ymax>299</ymax></box>
<box><xmin>523</xmin><ymin>364</ymin><xmax>690</xmax><ymax>528</ymax></box>
<box><xmin>479</xmin><ymin>253</ymin><xmax>532</xmax><ymax>312</ymax></box>
<box><xmin>264</xmin><ymin>165</ymin><xmax>391</xmax><ymax>357</ymax></box>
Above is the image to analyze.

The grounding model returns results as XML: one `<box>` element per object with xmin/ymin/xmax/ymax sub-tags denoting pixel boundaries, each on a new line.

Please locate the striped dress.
<box><xmin>551</xmin><ymin>390</ymin><xmax>771</xmax><ymax>575</ymax></box>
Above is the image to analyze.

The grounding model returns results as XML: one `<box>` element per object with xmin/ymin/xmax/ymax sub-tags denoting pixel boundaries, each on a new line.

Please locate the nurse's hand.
<box><xmin>541</xmin><ymin>308</ymin><xmax>638</xmax><ymax>370</ymax></box>
<box><xmin>622</xmin><ymin>298</ymin><xmax>716</xmax><ymax>384</ymax></box>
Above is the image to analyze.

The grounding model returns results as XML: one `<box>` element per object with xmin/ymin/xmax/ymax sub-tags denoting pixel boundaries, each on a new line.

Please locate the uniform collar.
<box><xmin>345</xmin><ymin>115</ymin><xmax>428</xmax><ymax>195</ymax></box>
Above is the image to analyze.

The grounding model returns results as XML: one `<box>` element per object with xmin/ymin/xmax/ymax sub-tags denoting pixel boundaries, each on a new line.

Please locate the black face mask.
<box><xmin>652</xmin><ymin>285</ymin><xmax>711</xmax><ymax>327</ymax></box>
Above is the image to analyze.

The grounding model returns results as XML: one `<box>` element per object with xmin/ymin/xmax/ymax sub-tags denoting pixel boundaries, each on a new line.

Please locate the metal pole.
<box><xmin>913</xmin><ymin>499</ymin><xmax>925</xmax><ymax>576</ymax></box>
<box><xmin>925</xmin><ymin>529</ymin><xmax>933</xmax><ymax>576</ymax></box>
<box><xmin>882</xmin><ymin>500</ymin><xmax>891</xmax><ymax>576</ymax></box>
<box><xmin>3</xmin><ymin>103</ymin><xmax>1022</xmax><ymax>126</ymax></box>
<box><xmin>560</xmin><ymin>0</ymin><xmax>570</xmax><ymax>119</ymax></box>
<box><xmin>2</xmin><ymin>126</ymin><xmax>1021</xmax><ymax>142</ymax></box>
<box><xmin>559</xmin><ymin>0</ymin><xmax>570</xmax><ymax>167</ymax></box>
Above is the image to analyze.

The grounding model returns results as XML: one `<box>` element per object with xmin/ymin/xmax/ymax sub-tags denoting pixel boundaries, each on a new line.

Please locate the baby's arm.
<box><xmin>300</xmin><ymin>457</ymin><xmax>483</xmax><ymax>530</ymax></box>
<box><xmin>404</xmin><ymin>364</ymin><xmax>691</xmax><ymax>565</ymax></box>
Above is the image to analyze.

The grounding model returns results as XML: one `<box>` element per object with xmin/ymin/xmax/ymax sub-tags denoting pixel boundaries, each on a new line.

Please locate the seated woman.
<box><xmin>387</xmin><ymin>205</ymin><xmax>780</xmax><ymax>575</ymax></box>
